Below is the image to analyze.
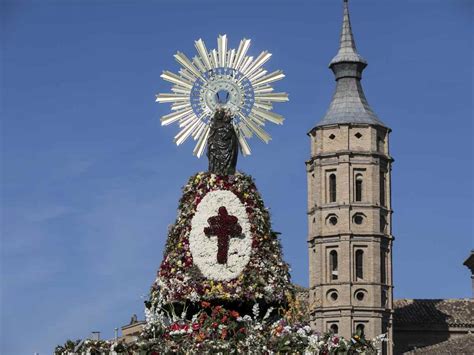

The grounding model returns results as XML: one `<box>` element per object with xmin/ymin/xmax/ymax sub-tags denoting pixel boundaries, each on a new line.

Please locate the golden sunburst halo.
<box><xmin>156</xmin><ymin>35</ymin><xmax>289</xmax><ymax>158</ymax></box>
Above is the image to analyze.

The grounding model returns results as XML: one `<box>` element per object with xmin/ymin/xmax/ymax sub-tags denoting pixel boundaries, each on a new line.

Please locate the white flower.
<box><xmin>189</xmin><ymin>190</ymin><xmax>252</xmax><ymax>281</ymax></box>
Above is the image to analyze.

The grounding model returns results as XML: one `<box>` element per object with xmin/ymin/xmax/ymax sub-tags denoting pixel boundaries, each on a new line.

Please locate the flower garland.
<box><xmin>55</xmin><ymin>300</ymin><xmax>386</xmax><ymax>354</ymax></box>
<box><xmin>151</xmin><ymin>172</ymin><xmax>293</xmax><ymax>306</ymax></box>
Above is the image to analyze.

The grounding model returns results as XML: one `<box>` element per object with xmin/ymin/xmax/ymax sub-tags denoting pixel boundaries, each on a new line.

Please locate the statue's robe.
<box><xmin>207</xmin><ymin>110</ymin><xmax>238</xmax><ymax>176</ymax></box>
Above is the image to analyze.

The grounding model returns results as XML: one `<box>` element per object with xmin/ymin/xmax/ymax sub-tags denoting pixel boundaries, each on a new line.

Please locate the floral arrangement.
<box><xmin>54</xmin><ymin>338</ymin><xmax>112</xmax><ymax>354</ymax></box>
<box><xmin>54</xmin><ymin>172</ymin><xmax>388</xmax><ymax>354</ymax></box>
<box><xmin>152</xmin><ymin>172</ymin><xmax>293</xmax><ymax>306</ymax></box>
<box><xmin>55</xmin><ymin>297</ymin><xmax>385</xmax><ymax>354</ymax></box>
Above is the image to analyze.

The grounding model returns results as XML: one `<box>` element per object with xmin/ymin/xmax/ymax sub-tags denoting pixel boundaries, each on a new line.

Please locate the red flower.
<box><xmin>170</xmin><ymin>323</ymin><xmax>180</xmax><ymax>331</ymax></box>
<box><xmin>230</xmin><ymin>310</ymin><xmax>240</xmax><ymax>318</ymax></box>
<box><xmin>192</xmin><ymin>323</ymin><xmax>200</xmax><ymax>331</ymax></box>
<box><xmin>211</xmin><ymin>322</ymin><xmax>218</xmax><ymax>329</ymax></box>
<box><xmin>333</xmin><ymin>337</ymin><xmax>339</xmax><ymax>344</ymax></box>
<box><xmin>201</xmin><ymin>301</ymin><xmax>211</xmax><ymax>308</ymax></box>
<box><xmin>221</xmin><ymin>315</ymin><xmax>228</xmax><ymax>323</ymax></box>
<box><xmin>221</xmin><ymin>328</ymin><xmax>228</xmax><ymax>339</ymax></box>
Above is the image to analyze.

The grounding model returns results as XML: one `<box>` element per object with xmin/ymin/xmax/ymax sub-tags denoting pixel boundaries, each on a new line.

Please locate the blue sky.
<box><xmin>1</xmin><ymin>0</ymin><xmax>472</xmax><ymax>353</ymax></box>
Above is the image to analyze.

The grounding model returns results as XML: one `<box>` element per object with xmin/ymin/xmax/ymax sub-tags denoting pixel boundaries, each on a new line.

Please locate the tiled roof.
<box><xmin>314</xmin><ymin>0</ymin><xmax>387</xmax><ymax>129</ymax></box>
<box><xmin>403</xmin><ymin>333</ymin><xmax>474</xmax><ymax>354</ymax></box>
<box><xmin>329</xmin><ymin>0</ymin><xmax>367</xmax><ymax>67</ymax></box>
<box><xmin>394</xmin><ymin>299</ymin><xmax>474</xmax><ymax>328</ymax></box>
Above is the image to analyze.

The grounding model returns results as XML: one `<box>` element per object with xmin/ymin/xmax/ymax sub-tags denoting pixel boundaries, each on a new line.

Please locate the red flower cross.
<box><xmin>204</xmin><ymin>206</ymin><xmax>242</xmax><ymax>264</ymax></box>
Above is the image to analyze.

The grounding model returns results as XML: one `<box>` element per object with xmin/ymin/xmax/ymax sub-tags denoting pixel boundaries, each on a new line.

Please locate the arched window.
<box><xmin>355</xmin><ymin>174</ymin><xmax>363</xmax><ymax>202</ymax></box>
<box><xmin>329</xmin><ymin>174</ymin><xmax>337</xmax><ymax>203</ymax></box>
<box><xmin>380</xmin><ymin>215</ymin><xmax>387</xmax><ymax>233</ymax></box>
<box><xmin>355</xmin><ymin>250</ymin><xmax>364</xmax><ymax>280</ymax></box>
<box><xmin>380</xmin><ymin>172</ymin><xmax>386</xmax><ymax>207</ymax></box>
<box><xmin>330</xmin><ymin>324</ymin><xmax>339</xmax><ymax>334</ymax></box>
<box><xmin>381</xmin><ymin>250</ymin><xmax>387</xmax><ymax>284</ymax></box>
<box><xmin>356</xmin><ymin>323</ymin><xmax>365</xmax><ymax>336</ymax></box>
<box><xmin>381</xmin><ymin>290</ymin><xmax>388</xmax><ymax>307</ymax></box>
<box><xmin>330</xmin><ymin>250</ymin><xmax>338</xmax><ymax>280</ymax></box>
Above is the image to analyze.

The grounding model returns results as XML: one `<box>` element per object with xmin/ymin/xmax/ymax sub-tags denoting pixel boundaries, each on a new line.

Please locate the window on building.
<box><xmin>355</xmin><ymin>250</ymin><xmax>364</xmax><ymax>280</ymax></box>
<box><xmin>380</xmin><ymin>172</ymin><xmax>386</xmax><ymax>207</ymax></box>
<box><xmin>381</xmin><ymin>290</ymin><xmax>388</xmax><ymax>308</ymax></box>
<box><xmin>330</xmin><ymin>250</ymin><xmax>338</xmax><ymax>280</ymax></box>
<box><xmin>355</xmin><ymin>174</ymin><xmax>363</xmax><ymax>202</ymax></box>
<box><xmin>329</xmin><ymin>174</ymin><xmax>337</xmax><ymax>203</ymax></box>
<box><xmin>377</xmin><ymin>135</ymin><xmax>384</xmax><ymax>152</ymax></box>
<box><xmin>381</xmin><ymin>250</ymin><xmax>387</xmax><ymax>284</ymax></box>
<box><xmin>356</xmin><ymin>324</ymin><xmax>365</xmax><ymax>336</ymax></box>
<box><xmin>330</xmin><ymin>324</ymin><xmax>339</xmax><ymax>334</ymax></box>
<box><xmin>380</xmin><ymin>215</ymin><xmax>387</xmax><ymax>233</ymax></box>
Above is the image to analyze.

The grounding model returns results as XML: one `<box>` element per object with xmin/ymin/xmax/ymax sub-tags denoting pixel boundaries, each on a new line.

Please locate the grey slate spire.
<box><xmin>316</xmin><ymin>0</ymin><xmax>386</xmax><ymax>128</ymax></box>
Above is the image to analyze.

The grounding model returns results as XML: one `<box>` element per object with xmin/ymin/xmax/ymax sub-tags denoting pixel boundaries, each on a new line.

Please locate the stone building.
<box><xmin>306</xmin><ymin>0</ymin><xmax>393</xmax><ymax>353</ymax></box>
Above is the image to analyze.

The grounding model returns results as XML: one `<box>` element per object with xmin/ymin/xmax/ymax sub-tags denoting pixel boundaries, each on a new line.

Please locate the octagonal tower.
<box><xmin>306</xmin><ymin>1</ymin><xmax>394</xmax><ymax>353</ymax></box>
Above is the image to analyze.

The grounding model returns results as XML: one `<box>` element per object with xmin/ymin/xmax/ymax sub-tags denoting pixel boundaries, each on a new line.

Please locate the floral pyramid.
<box><xmin>147</xmin><ymin>172</ymin><xmax>292</xmax><ymax>312</ymax></box>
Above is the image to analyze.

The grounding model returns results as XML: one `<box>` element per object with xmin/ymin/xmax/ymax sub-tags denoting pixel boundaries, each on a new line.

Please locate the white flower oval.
<box><xmin>189</xmin><ymin>190</ymin><xmax>252</xmax><ymax>281</ymax></box>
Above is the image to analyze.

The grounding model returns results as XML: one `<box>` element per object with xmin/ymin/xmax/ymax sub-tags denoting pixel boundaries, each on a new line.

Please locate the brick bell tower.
<box><xmin>306</xmin><ymin>0</ymin><xmax>394</xmax><ymax>353</ymax></box>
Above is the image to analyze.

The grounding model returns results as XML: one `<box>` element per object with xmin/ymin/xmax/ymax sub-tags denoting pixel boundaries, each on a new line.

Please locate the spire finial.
<box><xmin>329</xmin><ymin>0</ymin><xmax>367</xmax><ymax>67</ymax></box>
<box><xmin>313</xmin><ymin>0</ymin><xmax>387</xmax><ymax>129</ymax></box>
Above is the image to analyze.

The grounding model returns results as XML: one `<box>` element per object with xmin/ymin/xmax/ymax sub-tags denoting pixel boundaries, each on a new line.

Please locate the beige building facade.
<box><xmin>307</xmin><ymin>1</ymin><xmax>394</xmax><ymax>353</ymax></box>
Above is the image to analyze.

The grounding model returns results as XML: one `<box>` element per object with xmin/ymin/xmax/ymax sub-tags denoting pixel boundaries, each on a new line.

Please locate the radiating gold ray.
<box><xmin>161</xmin><ymin>71</ymin><xmax>193</xmax><ymax>89</ymax></box>
<box><xmin>227</xmin><ymin>49</ymin><xmax>236</xmax><ymax>69</ymax></box>
<box><xmin>210</xmin><ymin>49</ymin><xmax>218</xmax><ymax>69</ymax></box>
<box><xmin>218</xmin><ymin>34</ymin><xmax>227</xmax><ymax>67</ymax></box>
<box><xmin>192</xmin><ymin>121</ymin><xmax>206</xmax><ymax>140</ymax></box>
<box><xmin>247</xmin><ymin>68</ymin><xmax>267</xmax><ymax>83</ymax></box>
<box><xmin>253</xmin><ymin>101</ymin><xmax>273</xmax><ymax>111</ymax></box>
<box><xmin>252</xmin><ymin>70</ymin><xmax>285</xmax><ymax>87</ymax></box>
<box><xmin>255</xmin><ymin>92</ymin><xmax>289</xmax><ymax>102</ymax></box>
<box><xmin>175</xmin><ymin>116</ymin><xmax>201</xmax><ymax>145</ymax></box>
<box><xmin>171</xmin><ymin>102</ymin><xmax>191</xmax><ymax>111</ymax></box>
<box><xmin>253</xmin><ymin>86</ymin><xmax>274</xmax><ymax>94</ymax></box>
<box><xmin>174</xmin><ymin>52</ymin><xmax>201</xmax><ymax>78</ymax></box>
<box><xmin>244</xmin><ymin>51</ymin><xmax>272</xmax><ymax>77</ymax></box>
<box><xmin>242</xmin><ymin>114</ymin><xmax>271</xmax><ymax>143</ymax></box>
<box><xmin>235</xmin><ymin>124</ymin><xmax>251</xmax><ymax>156</ymax></box>
<box><xmin>193</xmin><ymin>125</ymin><xmax>210</xmax><ymax>157</ymax></box>
<box><xmin>252</xmin><ymin>107</ymin><xmax>285</xmax><ymax>125</ymax></box>
<box><xmin>156</xmin><ymin>93</ymin><xmax>189</xmax><ymax>103</ymax></box>
<box><xmin>239</xmin><ymin>56</ymin><xmax>253</xmax><ymax>75</ymax></box>
<box><xmin>161</xmin><ymin>108</ymin><xmax>194</xmax><ymax>126</ymax></box>
<box><xmin>238</xmin><ymin>120</ymin><xmax>253</xmax><ymax>138</ymax></box>
<box><xmin>193</xmin><ymin>56</ymin><xmax>206</xmax><ymax>73</ymax></box>
<box><xmin>171</xmin><ymin>86</ymin><xmax>191</xmax><ymax>95</ymax></box>
<box><xmin>249</xmin><ymin>113</ymin><xmax>266</xmax><ymax>126</ymax></box>
<box><xmin>179</xmin><ymin>69</ymin><xmax>196</xmax><ymax>83</ymax></box>
<box><xmin>178</xmin><ymin>113</ymin><xmax>197</xmax><ymax>128</ymax></box>
<box><xmin>233</xmin><ymin>39</ymin><xmax>251</xmax><ymax>70</ymax></box>
<box><xmin>195</xmin><ymin>39</ymin><xmax>212</xmax><ymax>71</ymax></box>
